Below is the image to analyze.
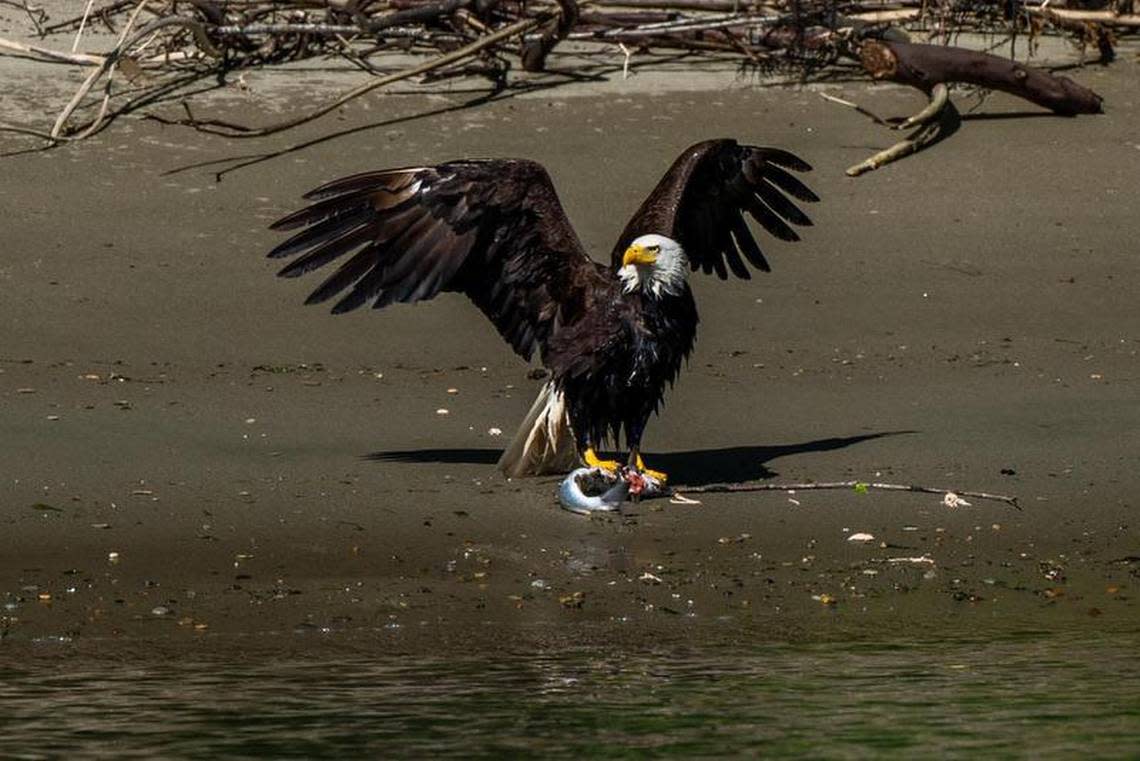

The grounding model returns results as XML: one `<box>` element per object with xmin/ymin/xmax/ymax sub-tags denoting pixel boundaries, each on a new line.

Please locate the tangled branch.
<box><xmin>0</xmin><ymin>0</ymin><xmax>1123</xmax><ymax>152</ymax></box>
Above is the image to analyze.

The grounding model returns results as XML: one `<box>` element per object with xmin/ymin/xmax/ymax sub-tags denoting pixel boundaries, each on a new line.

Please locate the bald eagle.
<box><xmin>267</xmin><ymin>139</ymin><xmax>817</xmax><ymax>481</ymax></box>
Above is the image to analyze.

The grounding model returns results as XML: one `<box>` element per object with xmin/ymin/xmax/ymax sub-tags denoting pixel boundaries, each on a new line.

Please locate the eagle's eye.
<box><xmin>648</xmin><ymin>245</ymin><xmax>660</xmax><ymax>253</ymax></box>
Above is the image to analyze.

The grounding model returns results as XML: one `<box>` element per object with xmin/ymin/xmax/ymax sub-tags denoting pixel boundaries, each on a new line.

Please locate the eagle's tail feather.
<box><xmin>497</xmin><ymin>382</ymin><xmax>579</xmax><ymax>478</ymax></box>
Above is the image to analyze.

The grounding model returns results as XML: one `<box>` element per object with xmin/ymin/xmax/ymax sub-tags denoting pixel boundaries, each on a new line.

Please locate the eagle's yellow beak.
<box><xmin>622</xmin><ymin>244</ymin><xmax>657</xmax><ymax>267</ymax></box>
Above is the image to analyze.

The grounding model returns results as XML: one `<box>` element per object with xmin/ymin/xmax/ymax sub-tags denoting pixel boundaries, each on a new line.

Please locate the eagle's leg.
<box><xmin>625</xmin><ymin>420</ymin><xmax>667</xmax><ymax>483</ymax></box>
<box><xmin>571</xmin><ymin>407</ymin><xmax>619</xmax><ymax>472</ymax></box>
<box><xmin>582</xmin><ymin>446</ymin><xmax>621</xmax><ymax>473</ymax></box>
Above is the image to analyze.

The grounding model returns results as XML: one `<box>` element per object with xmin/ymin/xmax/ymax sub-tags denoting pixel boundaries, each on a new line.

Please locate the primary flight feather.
<box><xmin>268</xmin><ymin>139</ymin><xmax>818</xmax><ymax>480</ymax></box>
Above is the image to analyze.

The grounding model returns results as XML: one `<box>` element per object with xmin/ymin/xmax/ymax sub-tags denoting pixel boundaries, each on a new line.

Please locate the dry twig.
<box><xmin>52</xmin><ymin>0</ymin><xmax>150</xmax><ymax>140</ymax></box>
<box><xmin>160</xmin><ymin>6</ymin><xmax>580</xmax><ymax>137</ymax></box>
<box><xmin>0</xmin><ymin>35</ymin><xmax>104</xmax><ymax>65</ymax></box>
<box><xmin>672</xmin><ymin>479</ymin><xmax>1021</xmax><ymax>508</ymax></box>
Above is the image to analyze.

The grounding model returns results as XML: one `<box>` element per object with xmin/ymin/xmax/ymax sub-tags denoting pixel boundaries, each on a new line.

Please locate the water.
<box><xmin>2</xmin><ymin>632</ymin><xmax>1138</xmax><ymax>758</ymax></box>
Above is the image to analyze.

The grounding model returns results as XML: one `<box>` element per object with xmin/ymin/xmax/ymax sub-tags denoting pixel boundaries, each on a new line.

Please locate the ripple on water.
<box><xmin>1</xmin><ymin>632</ymin><xmax>1139</xmax><ymax>758</ymax></box>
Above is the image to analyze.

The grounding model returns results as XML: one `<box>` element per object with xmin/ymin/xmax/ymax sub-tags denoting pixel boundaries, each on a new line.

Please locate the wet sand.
<box><xmin>2</xmin><ymin>41</ymin><xmax>1138</xmax><ymax>658</ymax></box>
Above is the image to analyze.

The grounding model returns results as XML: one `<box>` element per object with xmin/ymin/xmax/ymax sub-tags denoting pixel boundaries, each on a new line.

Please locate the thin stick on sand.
<box><xmin>671</xmin><ymin>479</ymin><xmax>1021</xmax><ymax>508</ymax></box>
<box><xmin>0</xmin><ymin>36</ymin><xmax>105</xmax><ymax>65</ymax></box>
<box><xmin>72</xmin><ymin>0</ymin><xmax>97</xmax><ymax>53</ymax></box>
<box><xmin>817</xmin><ymin>91</ymin><xmax>892</xmax><ymax>126</ymax></box>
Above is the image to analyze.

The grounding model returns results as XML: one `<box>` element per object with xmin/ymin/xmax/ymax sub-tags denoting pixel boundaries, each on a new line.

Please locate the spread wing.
<box><xmin>267</xmin><ymin>159</ymin><xmax>609</xmax><ymax>361</ymax></box>
<box><xmin>610</xmin><ymin>139</ymin><xmax>819</xmax><ymax>279</ymax></box>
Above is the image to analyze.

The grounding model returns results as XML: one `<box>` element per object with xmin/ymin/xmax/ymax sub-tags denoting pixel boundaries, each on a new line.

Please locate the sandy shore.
<box><xmin>1</xmin><ymin>31</ymin><xmax>1138</xmax><ymax>657</ymax></box>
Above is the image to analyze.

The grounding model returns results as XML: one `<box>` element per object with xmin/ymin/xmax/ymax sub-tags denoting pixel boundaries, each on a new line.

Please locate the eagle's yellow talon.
<box><xmin>634</xmin><ymin>454</ymin><xmax>668</xmax><ymax>484</ymax></box>
<box><xmin>583</xmin><ymin>448</ymin><xmax>620</xmax><ymax>472</ymax></box>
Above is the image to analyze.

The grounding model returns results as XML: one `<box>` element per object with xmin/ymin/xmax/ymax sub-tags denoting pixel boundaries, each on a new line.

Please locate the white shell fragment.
<box><xmin>942</xmin><ymin>492</ymin><xmax>971</xmax><ymax>508</ymax></box>
<box><xmin>847</xmin><ymin>532</ymin><xmax>875</xmax><ymax>543</ymax></box>
<box><xmin>887</xmin><ymin>554</ymin><xmax>936</xmax><ymax>564</ymax></box>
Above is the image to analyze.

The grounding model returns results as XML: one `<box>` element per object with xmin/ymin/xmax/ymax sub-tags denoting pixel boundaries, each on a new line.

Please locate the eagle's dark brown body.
<box><xmin>267</xmin><ymin>140</ymin><xmax>817</xmax><ymax>473</ymax></box>
<box><xmin>547</xmin><ymin>285</ymin><xmax>698</xmax><ymax>450</ymax></box>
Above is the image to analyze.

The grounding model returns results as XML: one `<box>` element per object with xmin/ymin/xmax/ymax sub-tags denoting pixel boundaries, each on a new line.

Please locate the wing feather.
<box><xmin>268</xmin><ymin>160</ymin><xmax>608</xmax><ymax>362</ymax></box>
<box><xmin>277</xmin><ymin>224</ymin><xmax>376</xmax><ymax>279</ymax></box>
<box><xmin>756</xmin><ymin>163</ymin><xmax>819</xmax><ymax>203</ymax></box>
<box><xmin>710</xmin><ymin>250</ymin><xmax>729</xmax><ymax>280</ymax></box>
<box><xmin>750</xmin><ymin>147</ymin><xmax>812</xmax><ymax>172</ymax></box>
<box><xmin>755</xmin><ymin>180</ymin><xmax>813</xmax><ymax>227</ymax></box>
<box><xmin>374</xmin><ymin>215</ymin><xmax>465</xmax><ymax>307</ymax></box>
<box><xmin>724</xmin><ymin>247</ymin><xmax>751</xmax><ymax>279</ymax></box>
<box><xmin>330</xmin><ymin>213</ymin><xmax>439</xmax><ymax>314</ymax></box>
<box><xmin>267</xmin><ymin>208</ymin><xmax>374</xmax><ymax>259</ymax></box>
<box><xmin>611</xmin><ymin>139</ymin><xmax>818</xmax><ymax>279</ymax></box>
<box><xmin>271</xmin><ymin>189</ymin><xmax>389</xmax><ymax>232</ymax></box>
<box><xmin>743</xmin><ymin>195</ymin><xmax>799</xmax><ymax>243</ymax></box>
<box><xmin>305</xmin><ymin>247</ymin><xmax>377</xmax><ymax>306</ymax></box>
<box><xmin>301</xmin><ymin>168</ymin><xmax>421</xmax><ymax>200</ymax></box>
<box><xmin>730</xmin><ymin>213</ymin><xmax>768</xmax><ymax>273</ymax></box>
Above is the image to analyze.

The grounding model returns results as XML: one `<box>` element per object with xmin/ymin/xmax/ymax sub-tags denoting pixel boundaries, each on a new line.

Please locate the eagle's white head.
<box><xmin>618</xmin><ymin>234</ymin><xmax>687</xmax><ymax>298</ymax></box>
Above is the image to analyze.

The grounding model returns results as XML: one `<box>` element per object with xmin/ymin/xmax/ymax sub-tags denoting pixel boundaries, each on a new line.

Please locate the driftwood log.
<box><xmin>861</xmin><ymin>40</ymin><xmax>1104</xmax><ymax>116</ymax></box>
<box><xmin>837</xmin><ymin>39</ymin><xmax>1103</xmax><ymax>176</ymax></box>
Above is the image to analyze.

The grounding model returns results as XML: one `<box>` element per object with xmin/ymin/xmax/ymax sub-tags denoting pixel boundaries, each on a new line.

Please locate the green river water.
<box><xmin>2</xmin><ymin>630</ymin><xmax>1138</xmax><ymax>758</ymax></box>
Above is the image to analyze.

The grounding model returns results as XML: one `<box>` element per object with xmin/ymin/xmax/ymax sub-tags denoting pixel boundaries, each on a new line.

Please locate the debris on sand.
<box><xmin>1</xmin><ymin>0</ymin><xmax>1109</xmax><ymax>165</ymax></box>
<box><xmin>942</xmin><ymin>492</ymin><xmax>971</xmax><ymax>508</ymax></box>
